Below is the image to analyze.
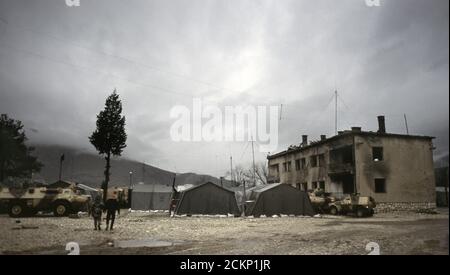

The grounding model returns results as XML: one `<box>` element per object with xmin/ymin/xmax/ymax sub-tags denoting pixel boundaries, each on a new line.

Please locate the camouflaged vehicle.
<box><xmin>309</xmin><ymin>189</ymin><xmax>376</xmax><ymax>217</ymax></box>
<box><xmin>0</xmin><ymin>185</ymin><xmax>90</xmax><ymax>217</ymax></box>
<box><xmin>308</xmin><ymin>189</ymin><xmax>336</xmax><ymax>213</ymax></box>
<box><xmin>328</xmin><ymin>194</ymin><xmax>376</xmax><ymax>217</ymax></box>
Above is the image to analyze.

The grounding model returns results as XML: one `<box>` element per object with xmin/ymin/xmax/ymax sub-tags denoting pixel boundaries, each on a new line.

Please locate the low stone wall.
<box><xmin>374</xmin><ymin>202</ymin><xmax>437</xmax><ymax>213</ymax></box>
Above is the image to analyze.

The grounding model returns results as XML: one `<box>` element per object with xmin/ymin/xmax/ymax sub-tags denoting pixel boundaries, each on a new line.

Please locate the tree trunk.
<box><xmin>0</xmin><ymin>160</ymin><xmax>4</xmax><ymax>182</ymax></box>
<box><xmin>103</xmin><ymin>152</ymin><xmax>111</xmax><ymax>203</ymax></box>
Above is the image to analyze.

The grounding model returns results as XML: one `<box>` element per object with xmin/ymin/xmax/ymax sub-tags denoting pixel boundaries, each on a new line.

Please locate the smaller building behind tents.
<box><xmin>131</xmin><ymin>184</ymin><xmax>173</xmax><ymax>211</ymax></box>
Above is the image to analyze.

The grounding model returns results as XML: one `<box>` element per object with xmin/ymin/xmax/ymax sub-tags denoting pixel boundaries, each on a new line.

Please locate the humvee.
<box><xmin>328</xmin><ymin>194</ymin><xmax>376</xmax><ymax>217</ymax></box>
<box><xmin>0</xmin><ymin>185</ymin><xmax>90</xmax><ymax>217</ymax></box>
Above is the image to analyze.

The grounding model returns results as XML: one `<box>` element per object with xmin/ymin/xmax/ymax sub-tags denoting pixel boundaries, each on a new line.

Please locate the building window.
<box><xmin>310</xmin><ymin>156</ymin><xmax>318</xmax><ymax>167</ymax></box>
<box><xmin>283</xmin><ymin>162</ymin><xmax>291</xmax><ymax>172</ymax></box>
<box><xmin>372</xmin><ymin>147</ymin><xmax>383</xmax><ymax>161</ymax></box>
<box><xmin>312</xmin><ymin>182</ymin><xmax>318</xmax><ymax>189</ymax></box>
<box><xmin>374</xmin><ymin>178</ymin><xmax>386</xmax><ymax>193</ymax></box>
<box><xmin>270</xmin><ymin>164</ymin><xmax>279</xmax><ymax>176</ymax></box>
<box><xmin>318</xmin><ymin>154</ymin><xmax>325</xmax><ymax>167</ymax></box>
<box><xmin>295</xmin><ymin>159</ymin><xmax>301</xmax><ymax>171</ymax></box>
<box><xmin>274</xmin><ymin>164</ymin><xmax>279</xmax><ymax>173</ymax></box>
<box><xmin>301</xmin><ymin>158</ymin><xmax>306</xmax><ymax>169</ymax></box>
<box><xmin>319</xmin><ymin>181</ymin><xmax>325</xmax><ymax>190</ymax></box>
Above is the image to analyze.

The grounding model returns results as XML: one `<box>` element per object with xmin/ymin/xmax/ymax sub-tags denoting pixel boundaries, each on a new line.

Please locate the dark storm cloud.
<box><xmin>0</xmin><ymin>0</ymin><xmax>448</xmax><ymax>176</ymax></box>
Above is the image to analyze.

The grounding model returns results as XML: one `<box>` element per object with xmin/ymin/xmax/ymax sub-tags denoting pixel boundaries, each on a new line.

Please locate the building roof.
<box><xmin>268</xmin><ymin>130</ymin><xmax>434</xmax><ymax>160</ymax></box>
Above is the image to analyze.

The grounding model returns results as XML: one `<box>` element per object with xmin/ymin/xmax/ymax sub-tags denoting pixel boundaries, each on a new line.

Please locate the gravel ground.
<box><xmin>0</xmin><ymin>208</ymin><xmax>448</xmax><ymax>255</ymax></box>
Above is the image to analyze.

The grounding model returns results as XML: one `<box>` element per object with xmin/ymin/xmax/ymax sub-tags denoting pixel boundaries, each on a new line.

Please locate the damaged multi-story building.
<box><xmin>267</xmin><ymin>116</ymin><xmax>436</xmax><ymax>212</ymax></box>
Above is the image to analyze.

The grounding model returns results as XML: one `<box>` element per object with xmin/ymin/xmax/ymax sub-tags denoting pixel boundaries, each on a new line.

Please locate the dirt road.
<box><xmin>0</xmin><ymin>209</ymin><xmax>448</xmax><ymax>255</ymax></box>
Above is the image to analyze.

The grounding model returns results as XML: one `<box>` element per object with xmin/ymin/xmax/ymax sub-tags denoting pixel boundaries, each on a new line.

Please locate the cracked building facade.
<box><xmin>267</xmin><ymin>116</ymin><xmax>436</xmax><ymax>211</ymax></box>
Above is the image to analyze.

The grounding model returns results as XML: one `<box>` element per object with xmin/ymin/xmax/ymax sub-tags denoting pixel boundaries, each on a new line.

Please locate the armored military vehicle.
<box><xmin>308</xmin><ymin>189</ymin><xmax>336</xmax><ymax>213</ymax></box>
<box><xmin>0</xmin><ymin>185</ymin><xmax>90</xmax><ymax>217</ymax></box>
<box><xmin>328</xmin><ymin>194</ymin><xmax>376</xmax><ymax>217</ymax></box>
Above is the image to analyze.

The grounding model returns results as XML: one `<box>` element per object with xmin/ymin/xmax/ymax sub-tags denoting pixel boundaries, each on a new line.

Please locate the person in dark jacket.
<box><xmin>91</xmin><ymin>196</ymin><xmax>104</xmax><ymax>230</ymax></box>
<box><xmin>105</xmin><ymin>198</ymin><xmax>120</xmax><ymax>231</ymax></box>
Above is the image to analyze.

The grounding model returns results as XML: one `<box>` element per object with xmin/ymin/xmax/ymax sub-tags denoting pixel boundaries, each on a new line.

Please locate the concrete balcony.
<box><xmin>328</xmin><ymin>162</ymin><xmax>355</xmax><ymax>175</ymax></box>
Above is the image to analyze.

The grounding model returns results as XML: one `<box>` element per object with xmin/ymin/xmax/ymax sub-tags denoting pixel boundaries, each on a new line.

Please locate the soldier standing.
<box><xmin>105</xmin><ymin>198</ymin><xmax>120</xmax><ymax>231</ymax></box>
<box><xmin>91</xmin><ymin>196</ymin><xmax>104</xmax><ymax>230</ymax></box>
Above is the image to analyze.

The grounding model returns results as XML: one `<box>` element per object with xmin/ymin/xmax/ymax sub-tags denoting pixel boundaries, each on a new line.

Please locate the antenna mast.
<box><xmin>230</xmin><ymin>156</ymin><xmax>234</xmax><ymax>185</ymax></box>
<box><xmin>251</xmin><ymin>136</ymin><xmax>257</xmax><ymax>187</ymax></box>
<box><xmin>335</xmin><ymin>90</ymin><xmax>338</xmax><ymax>135</ymax></box>
<box><xmin>404</xmin><ymin>114</ymin><xmax>410</xmax><ymax>135</ymax></box>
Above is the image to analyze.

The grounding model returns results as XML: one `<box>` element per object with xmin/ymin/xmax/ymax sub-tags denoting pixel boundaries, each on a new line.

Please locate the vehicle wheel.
<box><xmin>54</xmin><ymin>202</ymin><xmax>70</xmax><ymax>217</ymax></box>
<box><xmin>9</xmin><ymin>203</ymin><xmax>25</xmax><ymax>218</ymax></box>
<box><xmin>329</xmin><ymin>206</ymin><xmax>339</xmax><ymax>215</ymax></box>
<box><xmin>356</xmin><ymin>208</ymin><xmax>366</xmax><ymax>218</ymax></box>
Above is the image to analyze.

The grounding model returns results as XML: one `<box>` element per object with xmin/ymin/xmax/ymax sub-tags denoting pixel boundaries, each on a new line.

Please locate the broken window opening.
<box><xmin>375</xmin><ymin>178</ymin><xmax>386</xmax><ymax>193</ymax></box>
<box><xmin>329</xmin><ymin>145</ymin><xmax>354</xmax><ymax>165</ymax></box>
<box><xmin>310</xmin><ymin>156</ymin><xmax>318</xmax><ymax>167</ymax></box>
<box><xmin>283</xmin><ymin>161</ymin><xmax>291</xmax><ymax>172</ymax></box>
<box><xmin>301</xmin><ymin>158</ymin><xmax>306</xmax><ymax>169</ymax></box>
<box><xmin>372</xmin><ymin>147</ymin><xmax>384</xmax><ymax>161</ymax></box>
<box><xmin>319</xmin><ymin>181</ymin><xmax>325</xmax><ymax>190</ymax></box>
<box><xmin>270</xmin><ymin>164</ymin><xmax>279</xmax><ymax>178</ymax></box>
<box><xmin>341</xmin><ymin>175</ymin><xmax>355</xmax><ymax>194</ymax></box>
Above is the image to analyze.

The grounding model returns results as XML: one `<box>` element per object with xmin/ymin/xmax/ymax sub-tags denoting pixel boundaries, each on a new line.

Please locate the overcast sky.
<box><xmin>0</xmin><ymin>0</ymin><xmax>448</xmax><ymax>177</ymax></box>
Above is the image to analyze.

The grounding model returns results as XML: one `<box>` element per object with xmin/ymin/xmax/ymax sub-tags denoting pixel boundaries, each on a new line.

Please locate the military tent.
<box><xmin>245</xmin><ymin>183</ymin><xmax>315</xmax><ymax>217</ymax></box>
<box><xmin>131</xmin><ymin>184</ymin><xmax>173</xmax><ymax>211</ymax></box>
<box><xmin>174</xmin><ymin>182</ymin><xmax>240</xmax><ymax>216</ymax></box>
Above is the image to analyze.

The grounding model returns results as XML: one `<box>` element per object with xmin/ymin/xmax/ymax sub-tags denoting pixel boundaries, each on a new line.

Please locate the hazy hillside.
<box><xmin>434</xmin><ymin>153</ymin><xmax>449</xmax><ymax>168</ymax></box>
<box><xmin>31</xmin><ymin>145</ymin><xmax>233</xmax><ymax>189</ymax></box>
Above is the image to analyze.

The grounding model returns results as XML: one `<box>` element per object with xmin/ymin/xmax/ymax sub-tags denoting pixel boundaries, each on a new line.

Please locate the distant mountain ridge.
<box><xmin>30</xmin><ymin>145</ymin><xmax>234</xmax><ymax>189</ymax></box>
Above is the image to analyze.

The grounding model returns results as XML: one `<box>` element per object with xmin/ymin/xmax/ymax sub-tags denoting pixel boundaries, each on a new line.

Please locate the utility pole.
<box><xmin>335</xmin><ymin>90</ymin><xmax>338</xmax><ymax>135</ymax></box>
<box><xmin>70</xmin><ymin>155</ymin><xmax>74</xmax><ymax>181</ymax></box>
<box><xmin>242</xmin><ymin>180</ymin><xmax>247</xmax><ymax>216</ymax></box>
<box><xmin>404</xmin><ymin>114</ymin><xmax>410</xmax><ymax>135</ymax></box>
<box><xmin>279</xmin><ymin>104</ymin><xmax>283</xmax><ymax>121</ymax></box>
<box><xmin>251</xmin><ymin>136</ymin><xmax>257</xmax><ymax>187</ymax></box>
<box><xmin>142</xmin><ymin>162</ymin><xmax>146</xmax><ymax>184</ymax></box>
<box><xmin>230</xmin><ymin>156</ymin><xmax>234</xmax><ymax>185</ymax></box>
<box><xmin>129</xmin><ymin>171</ymin><xmax>133</xmax><ymax>188</ymax></box>
<box><xmin>58</xmin><ymin>154</ymin><xmax>65</xmax><ymax>181</ymax></box>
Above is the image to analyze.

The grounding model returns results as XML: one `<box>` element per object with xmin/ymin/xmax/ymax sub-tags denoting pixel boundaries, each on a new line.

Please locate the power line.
<box><xmin>238</xmin><ymin>141</ymin><xmax>251</xmax><ymax>161</ymax></box>
<box><xmin>0</xmin><ymin>18</ymin><xmax>241</xmax><ymax>95</ymax></box>
<box><xmin>0</xmin><ymin>42</ymin><xmax>198</xmax><ymax>99</ymax></box>
<box><xmin>335</xmin><ymin>90</ymin><xmax>338</xmax><ymax>135</ymax></box>
<box><xmin>337</xmin><ymin>92</ymin><xmax>351</xmax><ymax>110</ymax></box>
